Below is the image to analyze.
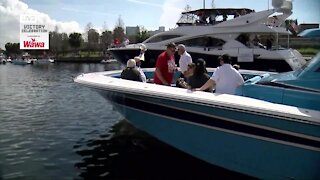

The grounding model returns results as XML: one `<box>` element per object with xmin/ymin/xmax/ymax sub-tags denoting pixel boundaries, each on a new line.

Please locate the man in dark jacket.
<box><xmin>121</xmin><ymin>59</ymin><xmax>142</xmax><ymax>82</ymax></box>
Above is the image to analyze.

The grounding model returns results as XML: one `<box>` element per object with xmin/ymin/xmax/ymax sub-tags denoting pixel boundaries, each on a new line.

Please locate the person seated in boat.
<box><xmin>266</xmin><ymin>37</ymin><xmax>273</xmax><ymax>50</ymax></box>
<box><xmin>187</xmin><ymin>58</ymin><xmax>212</xmax><ymax>92</ymax></box>
<box><xmin>251</xmin><ymin>35</ymin><xmax>265</xmax><ymax>48</ymax></box>
<box><xmin>209</xmin><ymin>13</ymin><xmax>216</xmax><ymax>24</ymax></box>
<box><xmin>176</xmin><ymin>63</ymin><xmax>195</xmax><ymax>88</ymax></box>
<box><xmin>240</xmin><ymin>9</ymin><xmax>247</xmax><ymax>16</ymax></box>
<box><xmin>134</xmin><ymin>56</ymin><xmax>147</xmax><ymax>83</ymax></box>
<box><xmin>233</xmin><ymin>64</ymin><xmax>240</xmax><ymax>70</ymax></box>
<box><xmin>197</xmin><ymin>54</ymin><xmax>244</xmax><ymax>94</ymax></box>
<box><xmin>153</xmin><ymin>42</ymin><xmax>176</xmax><ymax>86</ymax></box>
<box><xmin>121</xmin><ymin>59</ymin><xmax>142</xmax><ymax>82</ymax></box>
<box><xmin>177</xmin><ymin>44</ymin><xmax>193</xmax><ymax>79</ymax></box>
<box><xmin>222</xmin><ymin>14</ymin><xmax>228</xmax><ymax>21</ymax></box>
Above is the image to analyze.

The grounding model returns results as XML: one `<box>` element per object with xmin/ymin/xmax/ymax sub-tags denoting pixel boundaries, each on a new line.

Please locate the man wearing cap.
<box><xmin>153</xmin><ymin>42</ymin><xmax>176</xmax><ymax>86</ymax></box>
<box><xmin>198</xmin><ymin>54</ymin><xmax>244</xmax><ymax>94</ymax></box>
<box><xmin>134</xmin><ymin>56</ymin><xmax>147</xmax><ymax>83</ymax></box>
<box><xmin>177</xmin><ymin>44</ymin><xmax>192</xmax><ymax>78</ymax></box>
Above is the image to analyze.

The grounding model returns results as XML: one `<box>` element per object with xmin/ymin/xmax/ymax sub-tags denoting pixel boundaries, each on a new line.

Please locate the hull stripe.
<box><xmin>111</xmin><ymin>95</ymin><xmax>320</xmax><ymax>151</ymax></box>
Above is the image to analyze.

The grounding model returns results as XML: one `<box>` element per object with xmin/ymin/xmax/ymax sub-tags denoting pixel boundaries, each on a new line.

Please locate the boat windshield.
<box><xmin>293</xmin><ymin>53</ymin><xmax>320</xmax><ymax>76</ymax></box>
<box><xmin>256</xmin><ymin>54</ymin><xmax>320</xmax><ymax>84</ymax></box>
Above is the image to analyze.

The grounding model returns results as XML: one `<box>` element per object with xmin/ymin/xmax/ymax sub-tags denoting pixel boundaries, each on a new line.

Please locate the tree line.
<box><xmin>4</xmin><ymin>18</ymin><xmax>150</xmax><ymax>58</ymax></box>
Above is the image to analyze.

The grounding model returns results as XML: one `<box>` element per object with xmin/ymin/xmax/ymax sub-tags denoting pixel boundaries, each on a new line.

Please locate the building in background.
<box><xmin>126</xmin><ymin>26</ymin><xmax>140</xmax><ymax>36</ymax></box>
<box><xmin>298</xmin><ymin>23</ymin><xmax>319</xmax><ymax>33</ymax></box>
<box><xmin>148</xmin><ymin>26</ymin><xmax>165</xmax><ymax>36</ymax></box>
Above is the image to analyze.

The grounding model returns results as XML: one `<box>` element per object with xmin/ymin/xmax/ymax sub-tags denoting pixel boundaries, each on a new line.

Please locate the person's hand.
<box><xmin>163</xmin><ymin>81</ymin><xmax>170</xmax><ymax>86</ymax></box>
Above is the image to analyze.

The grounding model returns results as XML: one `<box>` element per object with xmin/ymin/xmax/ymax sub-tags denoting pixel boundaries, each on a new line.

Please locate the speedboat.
<box><xmin>108</xmin><ymin>0</ymin><xmax>306</xmax><ymax>72</ymax></box>
<box><xmin>12</xmin><ymin>53</ymin><xmax>35</xmax><ymax>65</ymax></box>
<box><xmin>6</xmin><ymin>57</ymin><xmax>12</xmax><ymax>63</ymax></box>
<box><xmin>12</xmin><ymin>58</ymin><xmax>30</xmax><ymax>65</ymax></box>
<box><xmin>238</xmin><ymin>52</ymin><xmax>320</xmax><ymax>111</ymax></box>
<box><xmin>34</xmin><ymin>58</ymin><xmax>55</xmax><ymax>64</ymax></box>
<box><xmin>49</xmin><ymin>58</ymin><xmax>55</xmax><ymax>63</ymax></box>
<box><xmin>74</xmin><ymin>60</ymin><xmax>320</xmax><ymax>179</ymax></box>
<box><xmin>0</xmin><ymin>58</ymin><xmax>6</xmax><ymax>64</ymax></box>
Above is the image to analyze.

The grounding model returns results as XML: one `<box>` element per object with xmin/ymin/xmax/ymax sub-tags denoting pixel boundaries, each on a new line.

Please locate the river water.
<box><xmin>0</xmin><ymin>62</ymin><xmax>252</xmax><ymax>179</ymax></box>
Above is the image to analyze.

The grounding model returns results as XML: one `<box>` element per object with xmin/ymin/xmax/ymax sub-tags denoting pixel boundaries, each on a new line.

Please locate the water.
<box><xmin>0</xmin><ymin>62</ymin><xmax>253</xmax><ymax>179</ymax></box>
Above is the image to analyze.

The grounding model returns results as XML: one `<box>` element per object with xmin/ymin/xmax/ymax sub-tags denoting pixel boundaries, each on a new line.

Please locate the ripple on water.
<box><xmin>0</xmin><ymin>63</ymin><xmax>122</xmax><ymax>179</ymax></box>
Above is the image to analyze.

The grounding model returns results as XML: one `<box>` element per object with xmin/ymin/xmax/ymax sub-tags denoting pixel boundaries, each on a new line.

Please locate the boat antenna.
<box><xmin>203</xmin><ymin>0</ymin><xmax>205</xmax><ymax>9</ymax></box>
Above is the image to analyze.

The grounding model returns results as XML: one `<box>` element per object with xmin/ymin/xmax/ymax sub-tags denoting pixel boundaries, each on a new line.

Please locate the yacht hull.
<box><xmin>109</xmin><ymin>48</ymin><xmax>292</xmax><ymax>72</ymax></box>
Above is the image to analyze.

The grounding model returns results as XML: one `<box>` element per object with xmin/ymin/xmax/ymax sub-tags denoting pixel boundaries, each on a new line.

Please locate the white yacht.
<box><xmin>108</xmin><ymin>0</ymin><xmax>306</xmax><ymax>72</ymax></box>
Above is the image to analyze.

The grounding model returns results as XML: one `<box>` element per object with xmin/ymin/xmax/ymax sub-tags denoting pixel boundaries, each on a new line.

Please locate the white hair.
<box><xmin>126</xmin><ymin>59</ymin><xmax>136</xmax><ymax>68</ymax></box>
<box><xmin>177</xmin><ymin>44</ymin><xmax>186</xmax><ymax>51</ymax></box>
<box><xmin>134</xmin><ymin>56</ymin><xmax>141</xmax><ymax>62</ymax></box>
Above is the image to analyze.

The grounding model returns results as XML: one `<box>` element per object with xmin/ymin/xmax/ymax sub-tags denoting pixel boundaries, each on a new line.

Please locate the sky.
<box><xmin>0</xmin><ymin>0</ymin><xmax>319</xmax><ymax>49</ymax></box>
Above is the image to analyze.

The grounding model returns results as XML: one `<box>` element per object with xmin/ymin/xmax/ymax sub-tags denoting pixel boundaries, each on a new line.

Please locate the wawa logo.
<box><xmin>23</xmin><ymin>38</ymin><xmax>45</xmax><ymax>48</ymax></box>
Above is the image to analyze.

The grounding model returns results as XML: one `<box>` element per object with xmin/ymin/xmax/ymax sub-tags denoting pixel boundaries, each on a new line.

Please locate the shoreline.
<box><xmin>55</xmin><ymin>56</ymin><xmax>109</xmax><ymax>63</ymax></box>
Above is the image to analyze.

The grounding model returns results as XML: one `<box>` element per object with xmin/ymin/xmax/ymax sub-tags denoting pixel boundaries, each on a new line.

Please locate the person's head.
<box><xmin>166</xmin><ymin>42</ymin><xmax>176</xmax><ymax>56</ymax></box>
<box><xmin>218</xmin><ymin>54</ymin><xmax>231</xmax><ymax>65</ymax></box>
<box><xmin>126</xmin><ymin>59</ymin><xmax>136</xmax><ymax>68</ymax></box>
<box><xmin>233</xmin><ymin>64</ymin><xmax>240</xmax><ymax>70</ymax></box>
<box><xmin>177</xmin><ymin>44</ymin><xmax>186</xmax><ymax>55</ymax></box>
<box><xmin>185</xmin><ymin>63</ymin><xmax>196</xmax><ymax>78</ymax></box>
<box><xmin>194</xmin><ymin>58</ymin><xmax>207</xmax><ymax>76</ymax></box>
<box><xmin>134</xmin><ymin>56</ymin><xmax>144</xmax><ymax>67</ymax></box>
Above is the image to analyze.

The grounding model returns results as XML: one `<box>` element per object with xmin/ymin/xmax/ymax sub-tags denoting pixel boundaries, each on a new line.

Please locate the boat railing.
<box><xmin>176</xmin><ymin>8</ymin><xmax>255</xmax><ymax>27</ymax></box>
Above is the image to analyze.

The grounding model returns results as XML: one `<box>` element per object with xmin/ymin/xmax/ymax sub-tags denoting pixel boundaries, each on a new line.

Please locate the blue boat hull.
<box><xmin>96</xmin><ymin>91</ymin><xmax>320</xmax><ymax>179</ymax></box>
<box><xmin>12</xmin><ymin>61</ymin><xmax>29</xmax><ymax>65</ymax></box>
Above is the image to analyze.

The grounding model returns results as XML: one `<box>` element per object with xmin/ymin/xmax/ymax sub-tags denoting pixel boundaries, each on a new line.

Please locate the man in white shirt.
<box><xmin>177</xmin><ymin>44</ymin><xmax>192</xmax><ymax>78</ymax></box>
<box><xmin>198</xmin><ymin>54</ymin><xmax>244</xmax><ymax>94</ymax></box>
<box><xmin>134</xmin><ymin>56</ymin><xmax>147</xmax><ymax>83</ymax></box>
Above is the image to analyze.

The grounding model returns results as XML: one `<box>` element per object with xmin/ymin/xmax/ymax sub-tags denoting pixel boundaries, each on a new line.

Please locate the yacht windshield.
<box><xmin>144</xmin><ymin>35</ymin><xmax>182</xmax><ymax>43</ymax></box>
<box><xmin>177</xmin><ymin>36</ymin><xmax>225</xmax><ymax>48</ymax></box>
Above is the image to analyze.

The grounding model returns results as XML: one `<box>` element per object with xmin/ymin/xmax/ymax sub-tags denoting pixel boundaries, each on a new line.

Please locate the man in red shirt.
<box><xmin>153</xmin><ymin>43</ymin><xmax>176</xmax><ymax>85</ymax></box>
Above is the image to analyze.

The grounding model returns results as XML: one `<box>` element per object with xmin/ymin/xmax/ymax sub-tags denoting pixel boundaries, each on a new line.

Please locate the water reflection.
<box><xmin>74</xmin><ymin>120</ymin><xmax>255</xmax><ymax>179</ymax></box>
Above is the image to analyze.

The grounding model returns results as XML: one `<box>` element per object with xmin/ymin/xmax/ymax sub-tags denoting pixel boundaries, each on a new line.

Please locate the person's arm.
<box><xmin>140</xmin><ymin>70</ymin><xmax>147</xmax><ymax>83</ymax></box>
<box><xmin>183</xmin><ymin>70</ymin><xmax>189</xmax><ymax>77</ymax></box>
<box><xmin>155</xmin><ymin>68</ymin><xmax>169</xmax><ymax>85</ymax></box>
<box><xmin>237</xmin><ymin>74</ymin><xmax>245</xmax><ymax>87</ymax></box>
<box><xmin>197</xmin><ymin>79</ymin><xmax>215</xmax><ymax>91</ymax></box>
<box><xmin>183</xmin><ymin>56</ymin><xmax>192</xmax><ymax>77</ymax></box>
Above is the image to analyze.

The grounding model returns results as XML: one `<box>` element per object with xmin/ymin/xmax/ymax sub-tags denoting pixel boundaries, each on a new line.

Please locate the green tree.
<box><xmin>113</xmin><ymin>16</ymin><xmax>125</xmax><ymax>46</ymax></box>
<box><xmin>68</xmin><ymin>32</ymin><xmax>83</xmax><ymax>53</ymax></box>
<box><xmin>100</xmin><ymin>30</ymin><xmax>113</xmax><ymax>54</ymax></box>
<box><xmin>88</xmin><ymin>28</ymin><xmax>100</xmax><ymax>53</ymax></box>
<box><xmin>61</xmin><ymin>33</ymin><xmax>70</xmax><ymax>56</ymax></box>
<box><xmin>49</xmin><ymin>26</ymin><xmax>62</xmax><ymax>56</ymax></box>
<box><xmin>136</xmin><ymin>26</ymin><xmax>150</xmax><ymax>43</ymax></box>
<box><xmin>5</xmin><ymin>42</ymin><xmax>20</xmax><ymax>56</ymax></box>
